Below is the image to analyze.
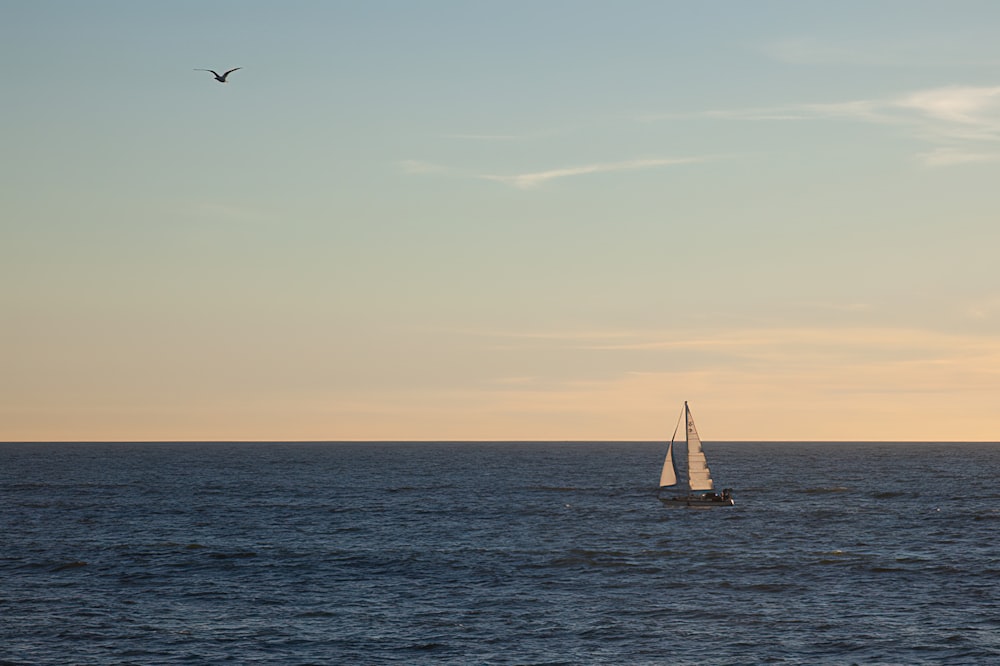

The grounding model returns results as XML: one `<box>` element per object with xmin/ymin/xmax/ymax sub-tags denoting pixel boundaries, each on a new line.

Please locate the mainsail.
<box><xmin>685</xmin><ymin>402</ymin><xmax>714</xmax><ymax>491</ymax></box>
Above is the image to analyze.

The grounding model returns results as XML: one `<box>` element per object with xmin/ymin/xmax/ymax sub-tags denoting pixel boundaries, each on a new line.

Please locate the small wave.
<box><xmin>8</xmin><ymin>482</ymin><xmax>53</xmax><ymax>490</ymax></box>
<box><xmin>51</xmin><ymin>561</ymin><xmax>88</xmax><ymax>572</ymax></box>
<box><xmin>207</xmin><ymin>551</ymin><xmax>257</xmax><ymax>560</ymax></box>
<box><xmin>545</xmin><ymin>548</ymin><xmax>643</xmax><ymax>569</ymax></box>
<box><xmin>872</xmin><ymin>491</ymin><xmax>910</xmax><ymax>499</ymax></box>
<box><xmin>386</xmin><ymin>485</ymin><xmax>458</xmax><ymax>493</ymax></box>
<box><xmin>738</xmin><ymin>582</ymin><xmax>799</xmax><ymax>593</ymax></box>
<box><xmin>799</xmin><ymin>486</ymin><xmax>851</xmax><ymax>494</ymax></box>
<box><xmin>397</xmin><ymin>642</ymin><xmax>447</xmax><ymax>652</ymax></box>
<box><xmin>816</xmin><ymin>550</ymin><xmax>863</xmax><ymax>565</ymax></box>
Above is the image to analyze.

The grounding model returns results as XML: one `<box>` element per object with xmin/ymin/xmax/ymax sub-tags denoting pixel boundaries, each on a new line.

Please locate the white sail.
<box><xmin>659</xmin><ymin>440</ymin><xmax>677</xmax><ymax>487</ymax></box>
<box><xmin>685</xmin><ymin>402</ymin><xmax>715</xmax><ymax>491</ymax></box>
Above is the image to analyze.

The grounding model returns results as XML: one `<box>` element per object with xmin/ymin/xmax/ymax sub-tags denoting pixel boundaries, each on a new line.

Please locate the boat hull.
<box><xmin>659</xmin><ymin>493</ymin><xmax>735</xmax><ymax>507</ymax></box>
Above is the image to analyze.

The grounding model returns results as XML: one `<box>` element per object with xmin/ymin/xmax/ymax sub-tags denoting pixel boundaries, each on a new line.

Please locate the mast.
<box><xmin>685</xmin><ymin>401</ymin><xmax>715</xmax><ymax>492</ymax></box>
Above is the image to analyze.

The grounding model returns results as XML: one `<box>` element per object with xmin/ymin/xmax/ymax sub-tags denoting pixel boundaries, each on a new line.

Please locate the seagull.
<box><xmin>195</xmin><ymin>67</ymin><xmax>242</xmax><ymax>83</ymax></box>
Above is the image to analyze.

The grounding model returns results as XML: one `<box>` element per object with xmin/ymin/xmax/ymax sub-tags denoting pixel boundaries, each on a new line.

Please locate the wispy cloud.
<box><xmin>917</xmin><ymin>147</ymin><xmax>1000</xmax><ymax>167</ymax></box>
<box><xmin>412</xmin><ymin>324</ymin><xmax>1000</xmax><ymax>439</ymax></box>
<box><xmin>480</xmin><ymin>157</ymin><xmax>707</xmax><ymax>189</ymax></box>
<box><xmin>448</xmin><ymin>325</ymin><xmax>1000</xmax><ymax>370</ymax></box>
<box><xmin>220</xmin><ymin>324</ymin><xmax>1000</xmax><ymax>440</ymax></box>
<box><xmin>665</xmin><ymin>84</ymin><xmax>1000</xmax><ymax>167</ymax></box>
<box><xmin>693</xmin><ymin>87</ymin><xmax>1000</xmax><ymax>130</ymax></box>
<box><xmin>965</xmin><ymin>296</ymin><xmax>1000</xmax><ymax>320</ymax></box>
<box><xmin>641</xmin><ymin>99</ymin><xmax>892</xmax><ymax>125</ymax></box>
<box><xmin>850</xmin><ymin>85</ymin><xmax>1000</xmax><ymax>165</ymax></box>
<box><xmin>762</xmin><ymin>36</ymin><xmax>1000</xmax><ymax>68</ymax></box>
<box><xmin>900</xmin><ymin>86</ymin><xmax>1000</xmax><ymax>124</ymax></box>
<box><xmin>763</xmin><ymin>37</ymin><xmax>892</xmax><ymax>66</ymax></box>
<box><xmin>758</xmin><ymin>33</ymin><xmax>1000</xmax><ymax>68</ymax></box>
<box><xmin>898</xmin><ymin>86</ymin><xmax>1000</xmax><ymax>149</ymax></box>
<box><xmin>409</xmin><ymin>83</ymin><xmax>1000</xmax><ymax>189</ymax></box>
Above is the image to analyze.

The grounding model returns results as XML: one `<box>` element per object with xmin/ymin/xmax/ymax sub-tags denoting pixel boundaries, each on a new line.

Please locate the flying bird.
<box><xmin>195</xmin><ymin>67</ymin><xmax>242</xmax><ymax>83</ymax></box>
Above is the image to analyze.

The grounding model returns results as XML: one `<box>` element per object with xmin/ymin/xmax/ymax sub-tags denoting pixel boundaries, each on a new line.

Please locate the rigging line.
<box><xmin>670</xmin><ymin>403</ymin><xmax>684</xmax><ymax>445</ymax></box>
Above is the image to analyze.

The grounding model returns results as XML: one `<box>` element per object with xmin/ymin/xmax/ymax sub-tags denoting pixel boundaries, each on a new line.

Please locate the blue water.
<box><xmin>2</xmin><ymin>441</ymin><xmax>1000</xmax><ymax>664</ymax></box>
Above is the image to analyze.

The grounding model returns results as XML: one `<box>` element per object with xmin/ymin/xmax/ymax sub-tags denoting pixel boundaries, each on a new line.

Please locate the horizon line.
<box><xmin>2</xmin><ymin>439</ymin><xmax>998</xmax><ymax>445</ymax></box>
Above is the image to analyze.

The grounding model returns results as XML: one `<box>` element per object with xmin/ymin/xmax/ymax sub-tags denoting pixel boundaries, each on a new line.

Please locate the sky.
<box><xmin>4</xmin><ymin>0</ymin><xmax>1000</xmax><ymax>442</ymax></box>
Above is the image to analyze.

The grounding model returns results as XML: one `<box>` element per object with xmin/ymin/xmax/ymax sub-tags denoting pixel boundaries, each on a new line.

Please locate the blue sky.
<box><xmin>4</xmin><ymin>1</ymin><xmax>1000</xmax><ymax>441</ymax></box>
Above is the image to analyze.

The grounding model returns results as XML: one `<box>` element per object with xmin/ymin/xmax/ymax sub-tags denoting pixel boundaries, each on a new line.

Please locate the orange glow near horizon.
<box><xmin>5</xmin><ymin>327</ymin><xmax>999</xmax><ymax>442</ymax></box>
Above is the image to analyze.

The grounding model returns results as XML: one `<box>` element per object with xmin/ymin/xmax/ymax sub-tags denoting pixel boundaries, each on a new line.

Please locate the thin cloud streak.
<box><xmin>308</xmin><ymin>325</ymin><xmax>1000</xmax><ymax>440</ymax></box>
<box><xmin>965</xmin><ymin>296</ymin><xmax>1000</xmax><ymax>320</ymax></box>
<box><xmin>649</xmin><ymin>84</ymin><xmax>1000</xmax><ymax>167</ymax></box>
<box><xmin>694</xmin><ymin>87</ymin><xmax>1000</xmax><ymax>131</ymax></box>
<box><xmin>917</xmin><ymin>148</ymin><xmax>1000</xmax><ymax>167</ymax></box>
<box><xmin>480</xmin><ymin>157</ymin><xmax>708</xmax><ymax>189</ymax></box>
<box><xmin>899</xmin><ymin>86</ymin><xmax>1000</xmax><ymax>124</ymax></box>
<box><xmin>761</xmin><ymin>36</ymin><xmax>1000</xmax><ymax>68</ymax></box>
<box><xmin>500</xmin><ymin>325</ymin><xmax>1000</xmax><ymax>398</ymax></box>
<box><xmin>444</xmin><ymin>325</ymin><xmax>1000</xmax><ymax>363</ymax></box>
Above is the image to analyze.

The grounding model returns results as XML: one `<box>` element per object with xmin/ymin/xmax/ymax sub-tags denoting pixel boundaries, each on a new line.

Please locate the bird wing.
<box><xmin>194</xmin><ymin>69</ymin><xmax>221</xmax><ymax>77</ymax></box>
<box><xmin>222</xmin><ymin>67</ymin><xmax>242</xmax><ymax>77</ymax></box>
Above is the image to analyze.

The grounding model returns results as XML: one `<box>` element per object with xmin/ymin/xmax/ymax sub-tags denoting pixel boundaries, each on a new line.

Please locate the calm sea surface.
<box><xmin>2</xmin><ymin>441</ymin><xmax>999</xmax><ymax>665</ymax></box>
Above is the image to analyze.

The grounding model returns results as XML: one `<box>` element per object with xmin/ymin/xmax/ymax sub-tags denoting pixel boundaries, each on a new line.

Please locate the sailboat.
<box><xmin>659</xmin><ymin>401</ymin><xmax>734</xmax><ymax>506</ymax></box>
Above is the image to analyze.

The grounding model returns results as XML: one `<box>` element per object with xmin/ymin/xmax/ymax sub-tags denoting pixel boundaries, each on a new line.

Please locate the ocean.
<box><xmin>2</xmin><ymin>441</ymin><xmax>999</xmax><ymax>665</ymax></box>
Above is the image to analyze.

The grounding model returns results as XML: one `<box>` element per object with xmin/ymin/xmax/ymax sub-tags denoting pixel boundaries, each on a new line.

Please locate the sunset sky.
<box><xmin>4</xmin><ymin>1</ymin><xmax>1000</xmax><ymax>441</ymax></box>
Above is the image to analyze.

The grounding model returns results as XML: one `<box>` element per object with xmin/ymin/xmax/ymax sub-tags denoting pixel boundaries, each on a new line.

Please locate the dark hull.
<box><xmin>659</xmin><ymin>493</ymin><xmax>735</xmax><ymax>507</ymax></box>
